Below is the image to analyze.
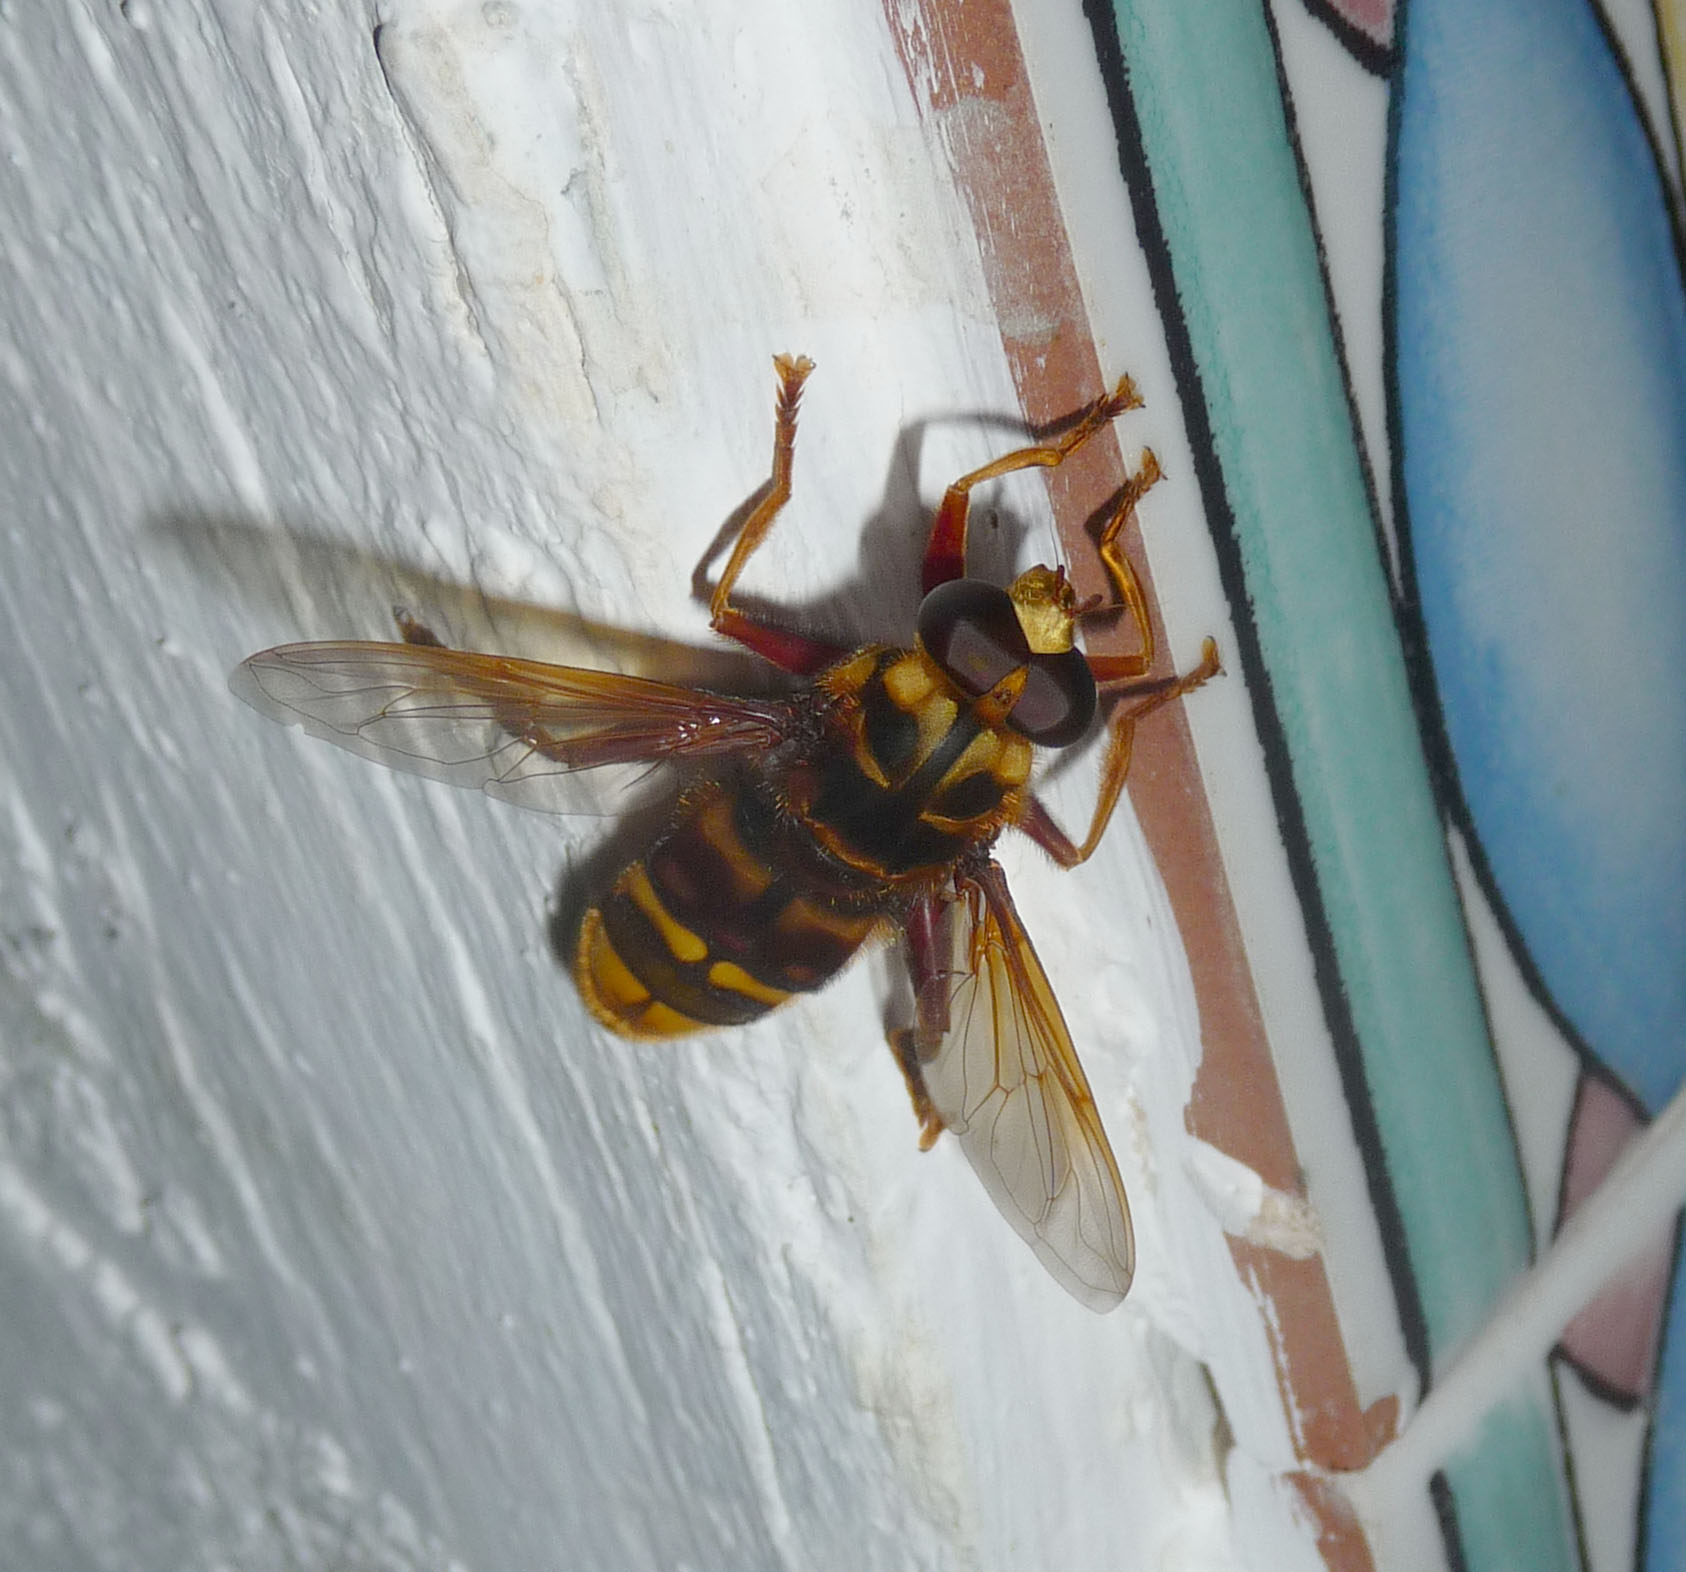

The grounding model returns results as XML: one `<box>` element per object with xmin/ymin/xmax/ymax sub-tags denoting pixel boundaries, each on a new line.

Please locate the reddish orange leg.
<box><xmin>888</xmin><ymin>889</ymin><xmax>950</xmax><ymax>1149</ymax></box>
<box><xmin>888</xmin><ymin>1027</ymin><xmax>947</xmax><ymax>1149</ymax></box>
<box><xmin>921</xmin><ymin>376</ymin><xmax>1144</xmax><ymax>593</ymax></box>
<box><xmin>1080</xmin><ymin>446</ymin><xmax>1165</xmax><ymax>681</ymax></box>
<box><xmin>1018</xmin><ymin>637</ymin><xmax>1221</xmax><ymax>868</ymax></box>
<box><xmin>707</xmin><ymin>354</ymin><xmax>851</xmax><ymax>677</ymax></box>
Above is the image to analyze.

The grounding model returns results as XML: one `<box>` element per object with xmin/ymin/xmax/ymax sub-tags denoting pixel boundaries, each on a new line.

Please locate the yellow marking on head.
<box><xmin>1007</xmin><ymin>564</ymin><xmax>1079</xmax><ymax>653</ymax></box>
<box><xmin>706</xmin><ymin>961</ymin><xmax>791</xmax><ymax>1008</ymax></box>
<box><xmin>627</xmin><ymin>866</ymin><xmax>708</xmax><ymax>964</ymax></box>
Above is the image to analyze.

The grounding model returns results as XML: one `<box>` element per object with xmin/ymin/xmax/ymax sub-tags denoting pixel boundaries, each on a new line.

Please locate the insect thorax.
<box><xmin>785</xmin><ymin>645</ymin><xmax>1034</xmax><ymax>884</ymax></box>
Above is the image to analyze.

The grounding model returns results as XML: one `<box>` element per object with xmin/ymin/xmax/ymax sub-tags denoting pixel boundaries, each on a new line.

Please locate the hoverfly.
<box><xmin>233</xmin><ymin>356</ymin><xmax>1219</xmax><ymax>1311</ymax></box>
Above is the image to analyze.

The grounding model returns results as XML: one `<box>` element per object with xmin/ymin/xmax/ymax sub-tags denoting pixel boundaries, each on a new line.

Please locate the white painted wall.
<box><xmin>0</xmin><ymin>3</ymin><xmax>1317</xmax><ymax>1568</ymax></box>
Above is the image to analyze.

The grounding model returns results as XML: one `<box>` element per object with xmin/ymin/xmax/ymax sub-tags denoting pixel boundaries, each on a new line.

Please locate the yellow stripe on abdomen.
<box><xmin>573</xmin><ymin>779</ymin><xmax>883</xmax><ymax>1039</ymax></box>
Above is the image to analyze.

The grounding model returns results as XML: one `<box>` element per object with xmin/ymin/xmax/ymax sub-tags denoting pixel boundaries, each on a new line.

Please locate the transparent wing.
<box><xmin>914</xmin><ymin>860</ymin><xmax>1134</xmax><ymax>1310</ymax></box>
<box><xmin>232</xmin><ymin>641</ymin><xmax>798</xmax><ymax>816</ymax></box>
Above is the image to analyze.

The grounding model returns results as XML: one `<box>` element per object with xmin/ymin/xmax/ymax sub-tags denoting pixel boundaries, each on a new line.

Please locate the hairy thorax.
<box><xmin>784</xmin><ymin>645</ymin><xmax>1034</xmax><ymax>886</ymax></box>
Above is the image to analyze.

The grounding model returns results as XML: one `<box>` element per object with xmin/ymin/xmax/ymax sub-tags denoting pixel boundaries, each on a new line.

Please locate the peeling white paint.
<box><xmin>1186</xmin><ymin>1136</ymin><xmax>1324</xmax><ymax>1260</ymax></box>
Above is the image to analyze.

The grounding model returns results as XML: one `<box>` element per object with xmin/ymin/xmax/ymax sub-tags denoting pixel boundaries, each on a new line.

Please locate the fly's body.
<box><xmin>234</xmin><ymin>356</ymin><xmax>1218</xmax><ymax>1311</ymax></box>
<box><xmin>577</xmin><ymin>643</ymin><xmax>1036</xmax><ymax>1037</ymax></box>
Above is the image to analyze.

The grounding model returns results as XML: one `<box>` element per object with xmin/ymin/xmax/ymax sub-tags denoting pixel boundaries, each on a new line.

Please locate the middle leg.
<box><xmin>1017</xmin><ymin>637</ymin><xmax>1221</xmax><ymax>868</ymax></box>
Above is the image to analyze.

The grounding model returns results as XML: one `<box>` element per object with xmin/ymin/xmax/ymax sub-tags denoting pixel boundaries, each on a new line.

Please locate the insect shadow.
<box><xmin>689</xmin><ymin>407</ymin><xmax>1045</xmax><ymax>654</ymax></box>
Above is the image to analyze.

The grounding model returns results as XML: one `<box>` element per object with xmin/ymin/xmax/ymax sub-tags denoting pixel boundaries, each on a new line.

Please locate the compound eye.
<box><xmin>917</xmin><ymin>580</ymin><xmax>1028</xmax><ymax>697</ymax></box>
<box><xmin>1010</xmin><ymin>649</ymin><xmax>1096</xmax><ymax>748</ymax></box>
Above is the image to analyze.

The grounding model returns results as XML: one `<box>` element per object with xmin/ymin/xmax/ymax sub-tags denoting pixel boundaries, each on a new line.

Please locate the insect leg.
<box><xmin>888</xmin><ymin>889</ymin><xmax>951</xmax><ymax>1149</ymax></box>
<box><xmin>707</xmin><ymin>354</ymin><xmax>850</xmax><ymax>676</ymax></box>
<box><xmin>1078</xmin><ymin>447</ymin><xmax>1165</xmax><ymax>681</ymax></box>
<box><xmin>921</xmin><ymin>376</ymin><xmax>1144</xmax><ymax>593</ymax></box>
<box><xmin>1017</xmin><ymin>638</ymin><xmax>1221</xmax><ymax>868</ymax></box>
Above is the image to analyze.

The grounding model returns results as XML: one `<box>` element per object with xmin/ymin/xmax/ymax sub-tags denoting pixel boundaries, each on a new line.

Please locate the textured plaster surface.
<box><xmin>0</xmin><ymin>3</ymin><xmax>1322</xmax><ymax>1568</ymax></box>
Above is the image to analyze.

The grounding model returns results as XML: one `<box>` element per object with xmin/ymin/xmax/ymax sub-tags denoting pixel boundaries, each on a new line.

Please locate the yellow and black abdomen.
<box><xmin>574</xmin><ymin>774</ymin><xmax>885</xmax><ymax>1039</ymax></box>
<box><xmin>575</xmin><ymin>644</ymin><xmax>1033</xmax><ymax>1039</ymax></box>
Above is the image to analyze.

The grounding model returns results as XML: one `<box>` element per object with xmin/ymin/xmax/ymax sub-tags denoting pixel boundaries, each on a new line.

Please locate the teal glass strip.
<box><xmin>1094</xmin><ymin>0</ymin><xmax>1567</xmax><ymax>1563</ymax></box>
<box><xmin>1448</xmin><ymin>1388</ymin><xmax>1580</xmax><ymax>1572</ymax></box>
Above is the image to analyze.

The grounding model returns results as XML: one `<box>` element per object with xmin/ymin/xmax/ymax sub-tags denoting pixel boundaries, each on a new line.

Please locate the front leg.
<box><xmin>1081</xmin><ymin>446</ymin><xmax>1165</xmax><ymax>682</ymax></box>
<box><xmin>1018</xmin><ymin>638</ymin><xmax>1222</xmax><ymax>868</ymax></box>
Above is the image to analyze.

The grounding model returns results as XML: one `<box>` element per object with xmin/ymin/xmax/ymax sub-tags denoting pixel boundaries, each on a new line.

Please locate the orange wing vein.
<box><xmin>915</xmin><ymin>860</ymin><xmax>1134</xmax><ymax>1310</ymax></box>
<box><xmin>232</xmin><ymin>641</ymin><xmax>798</xmax><ymax>816</ymax></box>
